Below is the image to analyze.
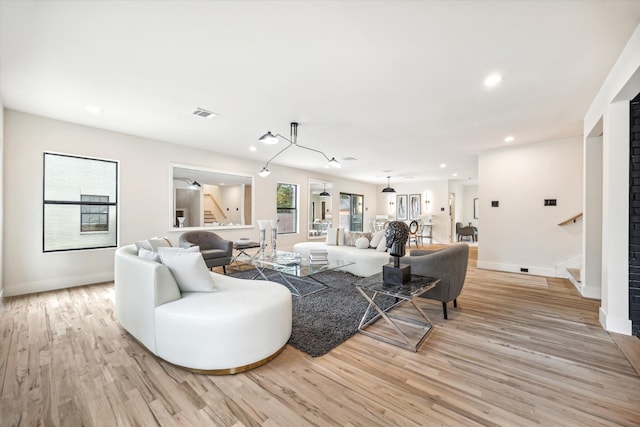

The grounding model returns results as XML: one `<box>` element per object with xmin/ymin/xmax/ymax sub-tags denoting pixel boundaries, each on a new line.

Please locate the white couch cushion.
<box><xmin>355</xmin><ymin>237</ymin><xmax>370</xmax><ymax>249</ymax></box>
<box><xmin>158</xmin><ymin>247</ymin><xmax>217</xmax><ymax>292</ymax></box>
<box><xmin>325</xmin><ymin>227</ymin><xmax>344</xmax><ymax>246</ymax></box>
<box><xmin>370</xmin><ymin>229</ymin><xmax>385</xmax><ymax>248</ymax></box>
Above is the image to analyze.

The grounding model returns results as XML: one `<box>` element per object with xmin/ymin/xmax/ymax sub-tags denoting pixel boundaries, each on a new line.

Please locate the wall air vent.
<box><xmin>191</xmin><ymin>108</ymin><xmax>218</xmax><ymax>118</ymax></box>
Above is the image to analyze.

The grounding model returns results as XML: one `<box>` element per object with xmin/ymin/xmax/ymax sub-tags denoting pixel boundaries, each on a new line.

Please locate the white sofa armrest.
<box><xmin>114</xmin><ymin>244</ymin><xmax>181</xmax><ymax>353</ymax></box>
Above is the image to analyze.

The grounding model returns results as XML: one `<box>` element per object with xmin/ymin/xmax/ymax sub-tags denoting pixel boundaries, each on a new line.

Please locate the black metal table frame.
<box><xmin>356</xmin><ymin>280</ymin><xmax>439</xmax><ymax>352</ymax></box>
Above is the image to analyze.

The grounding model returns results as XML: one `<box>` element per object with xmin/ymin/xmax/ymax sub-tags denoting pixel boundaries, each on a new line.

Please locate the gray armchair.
<box><xmin>178</xmin><ymin>231</ymin><xmax>233</xmax><ymax>274</ymax></box>
<box><xmin>406</xmin><ymin>243</ymin><xmax>469</xmax><ymax>319</ymax></box>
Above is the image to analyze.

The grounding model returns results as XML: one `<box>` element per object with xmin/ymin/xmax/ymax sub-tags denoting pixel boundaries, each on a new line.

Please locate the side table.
<box><xmin>230</xmin><ymin>241</ymin><xmax>261</xmax><ymax>270</ymax></box>
<box><xmin>355</xmin><ymin>273</ymin><xmax>441</xmax><ymax>352</ymax></box>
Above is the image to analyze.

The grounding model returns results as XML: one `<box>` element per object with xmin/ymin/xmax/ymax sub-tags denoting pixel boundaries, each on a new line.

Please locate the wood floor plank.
<box><xmin>1</xmin><ymin>247</ymin><xmax>639</xmax><ymax>426</ymax></box>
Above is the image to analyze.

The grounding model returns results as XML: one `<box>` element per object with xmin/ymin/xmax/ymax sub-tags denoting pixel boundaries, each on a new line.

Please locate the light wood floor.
<box><xmin>1</xmin><ymin>246</ymin><xmax>639</xmax><ymax>426</ymax></box>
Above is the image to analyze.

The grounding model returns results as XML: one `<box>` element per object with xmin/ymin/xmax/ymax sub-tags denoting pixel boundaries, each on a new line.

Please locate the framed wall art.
<box><xmin>396</xmin><ymin>194</ymin><xmax>408</xmax><ymax>220</ymax></box>
<box><xmin>409</xmin><ymin>194</ymin><xmax>421</xmax><ymax>220</ymax></box>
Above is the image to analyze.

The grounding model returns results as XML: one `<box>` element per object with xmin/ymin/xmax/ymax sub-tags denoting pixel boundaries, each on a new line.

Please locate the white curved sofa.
<box><xmin>292</xmin><ymin>241</ymin><xmax>390</xmax><ymax>277</ymax></box>
<box><xmin>114</xmin><ymin>244</ymin><xmax>292</xmax><ymax>374</ymax></box>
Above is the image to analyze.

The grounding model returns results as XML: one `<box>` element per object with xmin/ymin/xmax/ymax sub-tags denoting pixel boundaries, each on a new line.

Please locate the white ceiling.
<box><xmin>1</xmin><ymin>1</ymin><xmax>639</xmax><ymax>186</ymax></box>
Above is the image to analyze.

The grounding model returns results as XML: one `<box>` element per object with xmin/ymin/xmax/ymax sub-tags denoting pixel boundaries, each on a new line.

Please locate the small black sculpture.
<box><xmin>385</xmin><ymin>221</ymin><xmax>409</xmax><ymax>261</ymax></box>
<box><xmin>383</xmin><ymin>221</ymin><xmax>411</xmax><ymax>284</ymax></box>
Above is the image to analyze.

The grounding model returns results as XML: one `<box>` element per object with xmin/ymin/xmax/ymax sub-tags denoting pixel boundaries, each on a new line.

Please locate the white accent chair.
<box><xmin>114</xmin><ymin>244</ymin><xmax>292</xmax><ymax>373</ymax></box>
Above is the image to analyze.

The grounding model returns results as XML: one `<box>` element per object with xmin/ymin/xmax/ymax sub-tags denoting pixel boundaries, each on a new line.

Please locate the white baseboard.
<box><xmin>476</xmin><ymin>260</ymin><xmax>555</xmax><ymax>277</ymax></box>
<box><xmin>599</xmin><ymin>307</ymin><xmax>632</xmax><ymax>335</ymax></box>
<box><xmin>3</xmin><ymin>271</ymin><xmax>114</xmax><ymax>297</ymax></box>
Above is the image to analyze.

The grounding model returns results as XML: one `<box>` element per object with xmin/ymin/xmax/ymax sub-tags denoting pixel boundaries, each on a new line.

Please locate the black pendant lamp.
<box><xmin>319</xmin><ymin>183</ymin><xmax>330</xmax><ymax>197</ymax></box>
<box><xmin>381</xmin><ymin>176</ymin><xmax>396</xmax><ymax>193</ymax></box>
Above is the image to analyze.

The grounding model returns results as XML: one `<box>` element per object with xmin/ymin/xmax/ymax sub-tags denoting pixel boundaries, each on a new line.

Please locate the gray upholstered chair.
<box><xmin>456</xmin><ymin>222</ymin><xmax>476</xmax><ymax>242</ymax></box>
<box><xmin>178</xmin><ymin>231</ymin><xmax>233</xmax><ymax>274</ymax></box>
<box><xmin>406</xmin><ymin>243</ymin><xmax>469</xmax><ymax>319</ymax></box>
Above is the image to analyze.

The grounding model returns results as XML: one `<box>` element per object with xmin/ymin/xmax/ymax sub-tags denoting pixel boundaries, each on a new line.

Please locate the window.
<box><xmin>80</xmin><ymin>195</ymin><xmax>110</xmax><ymax>232</ymax></box>
<box><xmin>276</xmin><ymin>182</ymin><xmax>298</xmax><ymax>234</ymax></box>
<box><xmin>339</xmin><ymin>192</ymin><xmax>364</xmax><ymax>231</ymax></box>
<box><xmin>43</xmin><ymin>153</ymin><xmax>118</xmax><ymax>252</ymax></box>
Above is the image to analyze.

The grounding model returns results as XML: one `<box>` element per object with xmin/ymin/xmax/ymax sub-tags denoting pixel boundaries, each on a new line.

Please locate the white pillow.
<box><xmin>158</xmin><ymin>247</ymin><xmax>217</xmax><ymax>293</ymax></box>
<box><xmin>325</xmin><ymin>227</ymin><xmax>344</xmax><ymax>246</ymax></box>
<box><xmin>369</xmin><ymin>229</ymin><xmax>385</xmax><ymax>248</ymax></box>
<box><xmin>135</xmin><ymin>240</ymin><xmax>153</xmax><ymax>252</ymax></box>
<box><xmin>355</xmin><ymin>237</ymin><xmax>370</xmax><ymax>249</ymax></box>
<box><xmin>149</xmin><ymin>236</ymin><xmax>172</xmax><ymax>251</ymax></box>
<box><xmin>138</xmin><ymin>247</ymin><xmax>161</xmax><ymax>262</ymax></box>
<box><xmin>376</xmin><ymin>236</ymin><xmax>387</xmax><ymax>252</ymax></box>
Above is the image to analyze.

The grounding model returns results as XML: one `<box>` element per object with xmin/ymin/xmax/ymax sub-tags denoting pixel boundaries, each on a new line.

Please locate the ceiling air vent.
<box><xmin>191</xmin><ymin>108</ymin><xmax>218</xmax><ymax>118</ymax></box>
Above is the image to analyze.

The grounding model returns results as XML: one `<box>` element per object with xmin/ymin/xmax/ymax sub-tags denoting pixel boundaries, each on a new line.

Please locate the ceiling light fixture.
<box><xmin>484</xmin><ymin>73</ymin><xmax>503</xmax><ymax>87</ymax></box>
<box><xmin>175</xmin><ymin>177</ymin><xmax>202</xmax><ymax>190</ymax></box>
<box><xmin>440</xmin><ymin>163</ymin><xmax>447</xmax><ymax>168</ymax></box>
<box><xmin>504</xmin><ymin>135</ymin><xmax>515</xmax><ymax>142</ymax></box>
<box><xmin>257</xmin><ymin>122</ymin><xmax>341</xmax><ymax>177</ymax></box>
<box><xmin>319</xmin><ymin>183</ymin><xmax>331</xmax><ymax>198</ymax></box>
<box><xmin>381</xmin><ymin>176</ymin><xmax>396</xmax><ymax>193</ymax></box>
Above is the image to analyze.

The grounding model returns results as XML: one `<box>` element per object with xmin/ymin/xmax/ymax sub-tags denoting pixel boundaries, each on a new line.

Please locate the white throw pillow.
<box><xmin>355</xmin><ymin>237</ymin><xmax>370</xmax><ymax>249</ymax></box>
<box><xmin>149</xmin><ymin>236</ymin><xmax>173</xmax><ymax>251</ymax></box>
<box><xmin>138</xmin><ymin>247</ymin><xmax>161</xmax><ymax>262</ymax></box>
<box><xmin>376</xmin><ymin>236</ymin><xmax>387</xmax><ymax>252</ymax></box>
<box><xmin>158</xmin><ymin>247</ymin><xmax>217</xmax><ymax>293</ymax></box>
<box><xmin>369</xmin><ymin>229</ymin><xmax>385</xmax><ymax>248</ymax></box>
<box><xmin>135</xmin><ymin>240</ymin><xmax>153</xmax><ymax>252</ymax></box>
<box><xmin>326</xmin><ymin>227</ymin><xmax>344</xmax><ymax>246</ymax></box>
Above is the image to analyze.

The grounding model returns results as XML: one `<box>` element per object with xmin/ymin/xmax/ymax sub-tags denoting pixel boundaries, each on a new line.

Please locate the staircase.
<box><xmin>204</xmin><ymin>210</ymin><xmax>217</xmax><ymax>224</ymax></box>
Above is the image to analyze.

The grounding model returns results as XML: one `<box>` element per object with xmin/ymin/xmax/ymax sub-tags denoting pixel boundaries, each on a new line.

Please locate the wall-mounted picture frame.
<box><xmin>396</xmin><ymin>194</ymin><xmax>408</xmax><ymax>220</ymax></box>
<box><xmin>409</xmin><ymin>194</ymin><xmax>421</xmax><ymax>220</ymax></box>
<box><xmin>474</xmin><ymin>198</ymin><xmax>479</xmax><ymax>219</ymax></box>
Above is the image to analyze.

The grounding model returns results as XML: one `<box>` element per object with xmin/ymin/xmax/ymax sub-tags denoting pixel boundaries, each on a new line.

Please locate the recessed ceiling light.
<box><xmin>85</xmin><ymin>105</ymin><xmax>102</xmax><ymax>114</ymax></box>
<box><xmin>452</xmin><ymin>173</ymin><xmax>459</xmax><ymax>177</ymax></box>
<box><xmin>440</xmin><ymin>163</ymin><xmax>446</xmax><ymax>168</ymax></box>
<box><xmin>484</xmin><ymin>73</ymin><xmax>503</xmax><ymax>87</ymax></box>
<box><xmin>249</xmin><ymin>145</ymin><xmax>257</xmax><ymax>152</ymax></box>
<box><xmin>504</xmin><ymin>135</ymin><xmax>515</xmax><ymax>142</ymax></box>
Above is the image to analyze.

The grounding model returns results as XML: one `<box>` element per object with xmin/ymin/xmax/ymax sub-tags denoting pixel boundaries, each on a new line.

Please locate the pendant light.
<box><xmin>381</xmin><ymin>176</ymin><xmax>396</xmax><ymax>193</ymax></box>
<box><xmin>319</xmin><ymin>183</ymin><xmax>330</xmax><ymax>198</ymax></box>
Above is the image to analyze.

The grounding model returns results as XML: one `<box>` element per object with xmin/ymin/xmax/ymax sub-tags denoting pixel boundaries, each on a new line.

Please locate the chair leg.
<box><xmin>442</xmin><ymin>301</ymin><xmax>448</xmax><ymax>319</ymax></box>
<box><xmin>453</xmin><ymin>298</ymin><xmax>457</xmax><ymax>308</ymax></box>
<box><xmin>222</xmin><ymin>265</ymin><xmax>227</xmax><ymax>275</ymax></box>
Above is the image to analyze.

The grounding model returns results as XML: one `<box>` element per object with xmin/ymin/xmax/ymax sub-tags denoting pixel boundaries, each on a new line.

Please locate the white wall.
<box><xmin>583</xmin><ymin>23</ymin><xmax>640</xmax><ymax>334</ymax></box>
<box><xmin>0</xmin><ymin>102</ymin><xmax>4</xmax><ymax>298</ymax></box>
<box><xmin>462</xmin><ymin>185</ymin><xmax>479</xmax><ymax>227</ymax></box>
<box><xmin>3</xmin><ymin>110</ymin><xmax>378</xmax><ymax>296</ymax></box>
<box><xmin>375</xmin><ymin>179</ymin><xmax>450</xmax><ymax>243</ymax></box>
<box><xmin>478</xmin><ymin>137</ymin><xmax>583</xmax><ymax>277</ymax></box>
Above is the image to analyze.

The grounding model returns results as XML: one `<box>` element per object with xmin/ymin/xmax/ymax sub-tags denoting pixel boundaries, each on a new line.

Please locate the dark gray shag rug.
<box><xmin>229</xmin><ymin>268</ymin><xmax>394</xmax><ymax>357</ymax></box>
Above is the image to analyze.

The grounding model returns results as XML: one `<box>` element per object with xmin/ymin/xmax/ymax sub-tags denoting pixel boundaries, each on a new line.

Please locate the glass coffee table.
<box><xmin>355</xmin><ymin>273</ymin><xmax>441</xmax><ymax>351</ymax></box>
<box><xmin>251</xmin><ymin>250</ymin><xmax>354</xmax><ymax>297</ymax></box>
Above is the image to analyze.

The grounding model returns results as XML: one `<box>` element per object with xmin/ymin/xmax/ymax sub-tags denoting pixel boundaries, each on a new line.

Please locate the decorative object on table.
<box><xmin>383</xmin><ymin>221</ymin><xmax>411</xmax><ymax>285</ymax></box>
<box><xmin>177</xmin><ymin>216</ymin><xmax>185</xmax><ymax>228</ymax></box>
<box><xmin>308</xmin><ymin>249</ymin><xmax>329</xmax><ymax>265</ymax></box>
<box><xmin>257</xmin><ymin>219</ymin><xmax>270</xmax><ymax>259</ymax></box>
<box><xmin>269</xmin><ymin>219</ymin><xmax>279</xmax><ymax>257</ymax></box>
<box><xmin>257</xmin><ymin>122</ymin><xmax>341</xmax><ymax>177</ymax></box>
<box><xmin>235</xmin><ymin>237</ymin><xmax>251</xmax><ymax>246</ymax></box>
